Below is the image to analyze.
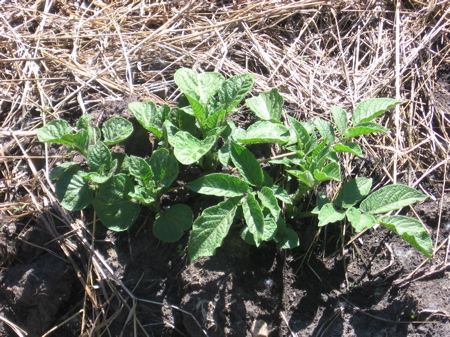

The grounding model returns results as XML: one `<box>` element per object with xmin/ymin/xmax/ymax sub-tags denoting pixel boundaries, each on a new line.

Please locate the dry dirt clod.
<box><xmin>251</xmin><ymin>318</ymin><xmax>269</xmax><ymax>337</ymax></box>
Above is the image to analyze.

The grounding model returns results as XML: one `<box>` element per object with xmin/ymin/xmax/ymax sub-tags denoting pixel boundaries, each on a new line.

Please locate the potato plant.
<box><xmin>37</xmin><ymin>68</ymin><xmax>433</xmax><ymax>262</ymax></box>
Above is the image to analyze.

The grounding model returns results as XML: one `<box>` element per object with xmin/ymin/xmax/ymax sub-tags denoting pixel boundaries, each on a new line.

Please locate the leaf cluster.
<box><xmin>37</xmin><ymin>68</ymin><xmax>433</xmax><ymax>262</ymax></box>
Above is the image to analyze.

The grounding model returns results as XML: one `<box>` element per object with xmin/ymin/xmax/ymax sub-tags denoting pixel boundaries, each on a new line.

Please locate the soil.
<box><xmin>1</xmin><ymin>70</ymin><xmax>449</xmax><ymax>337</ymax></box>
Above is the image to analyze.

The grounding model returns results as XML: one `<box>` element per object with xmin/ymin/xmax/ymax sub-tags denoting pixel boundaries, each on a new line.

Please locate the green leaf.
<box><xmin>185</xmin><ymin>95</ymin><xmax>206</xmax><ymax>124</ymax></box>
<box><xmin>313</xmin><ymin>162</ymin><xmax>341</xmax><ymax>182</ymax></box>
<box><xmin>102</xmin><ymin>117</ymin><xmax>133</xmax><ymax>145</ymax></box>
<box><xmin>269</xmin><ymin>185</ymin><xmax>292</xmax><ymax>205</ymax></box>
<box><xmin>353</xmin><ymin>98</ymin><xmax>404</xmax><ymax>125</ymax></box>
<box><xmin>346</xmin><ymin>207</ymin><xmax>377</xmax><ymax>232</ymax></box>
<box><xmin>168</xmin><ymin>129</ymin><xmax>218</xmax><ymax>165</ymax></box>
<box><xmin>242</xmin><ymin>194</ymin><xmax>265</xmax><ymax>246</ymax></box>
<box><xmin>335</xmin><ymin>177</ymin><xmax>373</xmax><ymax>208</ymax></box>
<box><xmin>218</xmin><ymin>143</ymin><xmax>230</xmax><ymax>166</ymax></box>
<box><xmin>380</xmin><ymin>215</ymin><xmax>433</xmax><ymax>258</ymax></box>
<box><xmin>112</xmin><ymin>153</ymin><xmax>130</xmax><ymax>174</ymax></box>
<box><xmin>205</xmin><ymin>109</ymin><xmax>226</xmax><ymax>130</ymax></box>
<box><xmin>55</xmin><ymin>169</ymin><xmax>94</xmax><ymax>211</ymax></box>
<box><xmin>314</xmin><ymin>117</ymin><xmax>335</xmax><ymax>144</ymax></box>
<box><xmin>129</xmin><ymin>155</ymin><xmax>153</xmax><ymax>187</ymax></box>
<box><xmin>128</xmin><ymin>185</ymin><xmax>155</xmax><ymax>205</ymax></box>
<box><xmin>174</xmin><ymin>68</ymin><xmax>225</xmax><ymax>104</ymax></box>
<box><xmin>50</xmin><ymin>162</ymin><xmax>78</xmax><ymax>180</ymax></box>
<box><xmin>128</xmin><ymin>101</ymin><xmax>167</xmax><ymax>138</ymax></box>
<box><xmin>188</xmin><ymin>197</ymin><xmax>240</xmax><ymax>262</ymax></box>
<box><xmin>333</xmin><ymin>143</ymin><xmax>364</xmax><ymax>157</ymax></box>
<box><xmin>187</xmin><ymin>173</ymin><xmax>250</xmax><ymax>197</ymax></box>
<box><xmin>218</xmin><ymin>73</ymin><xmax>254</xmax><ymax>111</ymax></box>
<box><xmin>344</xmin><ymin>122</ymin><xmax>389</xmax><ymax>139</ymax></box>
<box><xmin>148</xmin><ymin>148</ymin><xmax>178</xmax><ymax>190</ymax></box>
<box><xmin>92</xmin><ymin>174</ymin><xmax>140</xmax><ymax>231</ymax></box>
<box><xmin>153</xmin><ymin>204</ymin><xmax>193</xmax><ymax>243</ymax></box>
<box><xmin>275</xmin><ymin>228</ymin><xmax>300</xmax><ymax>249</ymax></box>
<box><xmin>236</xmin><ymin>121</ymin><xmax>290</xmax><ymax>145</ymax></box>
<box><xmin>286</xmin><ymin>170</ymin><xmax>315</xmax><ymax>187</ymax></box>
<box><xmin>246</xmin><ymin>88</ymin><xmax>284</xmax><ymax>122</ymax></box>
<box><xmin>76</xmin><ymin>114</ymin><xmax>92</xmax><ymax>130</ymax></box>
<box><xmin>331</xmin><ymin>105</ymin><xmax>348</xmax><ymax>135</ymax></box>
<box><xmin>169</xmin><ymin>107</ymin><xmax>197</xmax><ymax>135</ymax></box>
<box><xmin>318</xmin><ymin>203</ymin><xmax>346</xmax><ymax>227</ymax></box>
<box><xmin>360</xmin><ymin>184</ymin><xmax>428</xmax><ymax>214</ymax></box>
<box><xmin>230</xmin><ymin>142</ymin><xmax>264</xmax><ymax>187</ymax></box>
<box><xmin>37</xmin><ymin>119</ymin><xmax>73</xmax><ymax>143</ymax></box>
<box><xmin>87</xmin><ymin>141</ymin><xmax>112</xmax><ymax>174</ymax></box>
<box><xmin>288</xmin><ymin>116</ymin><xmax>312</xmax><ymax>150</ymax></box>
<box><xmin>257</xmin><ymin>187</ymin><xmax>281</xmax><ymax>221</ymax></box>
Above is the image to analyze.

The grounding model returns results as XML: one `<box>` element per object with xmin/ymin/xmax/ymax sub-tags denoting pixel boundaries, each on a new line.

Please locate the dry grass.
<box><xmin>1</xmin><ymin>0</ymin><xmax>449</xmax><ymax>336</ymax></box>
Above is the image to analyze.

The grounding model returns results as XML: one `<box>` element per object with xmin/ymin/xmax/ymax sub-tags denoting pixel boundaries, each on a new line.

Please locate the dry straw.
<box><xmin>1</xmin><ymin>0</ymin><xmax>449</xmax><ymax>335</ymax></box>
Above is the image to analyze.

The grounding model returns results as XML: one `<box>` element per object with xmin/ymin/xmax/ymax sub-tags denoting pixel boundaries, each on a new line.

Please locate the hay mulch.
<box><xmin>1</xmin><ymin>0</ymin><xmax>449</xmax><ymax>336</ymax></box>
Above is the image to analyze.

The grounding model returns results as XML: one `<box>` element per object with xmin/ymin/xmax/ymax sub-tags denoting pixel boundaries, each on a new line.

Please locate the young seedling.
<box><xmin>37</xmin><ymin>68</ymin><xmax>433</xmax><ymax>263</ymax></box>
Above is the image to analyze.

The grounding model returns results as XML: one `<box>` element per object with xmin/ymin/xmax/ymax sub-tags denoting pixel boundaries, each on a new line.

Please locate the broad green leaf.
<box><xmin>258</xmin><ymin>187</ymin><xmax>281</xmax><ymax>221</ymax></box>
<box><xmin>76</xmin><ymin>114</ymin><xmax>101</xmax><ymax>146</ymax></box>
<box><xmin>346</xmin><ymin>207</ymin><xmax>377</xmax><ymax>232</ymax></box>
<box><xmin>205</xmin><ymin>109</ymin><xmax>226</xmax><ymax>130</ymax></box>
<box><xmin>76</xmin><ymin>114</ymin><xmax>92</xmax><ymax>130</ymax></box>
<box><xmin>230</xmin><ymin>142</ymin><xmax>264</xmax><ymax>187</ymax></box>
<box><xmin>37</xmin><ymin>119</ymin><xmax>73</xmax><ymax>143</ymax></box>
<box><xmin>89</xmin><ymin>172</ymin><xmax>114</xmax><ymax>184</ymax></box>
<box><xmin>218</xmin><ymin>143</ymin><xmax>230</xmax><ymax>166</ymax></box>
<box><xmin>128</xmin><ymin>101</ymin><xmax>167</xmax><ymax>138</ymax></box>
<box><xmin>61</xmin><ymin>129</ymin><xmax>90</xmax><ymax>155</ymax></box>
<box><xmin>218</xmin><ymin>73</ymin><xmax>254</xmax><ymax>111</ymax></box>
<box><xmin>102</xmin><ymin>117</ymin><xmax>133</xmax><ymax>145</ymax></box>
<box><xmin>333</xmin><ymin>143</ymin><xmax>364</xmax><ymax>157</ymax></box>
<box><xmin>318</xmin><ymin>203</ymin><xmax>346</xmax><ymax>227</ymax></box>
<box><xmin>168</xmin><ymin>107</ymin><xmax>197</xmax><ymax>135</ymax></box>
<box><xmin>311</xmin><ymin>194</ymin><xmax>331</xmax><ymax>215</ymax></box>
<box><xmin>112</xmin><ymin>153</ymin><xmax>130</xmax><ymax>174</ymax></box>
<box><xmin>275</xmin><ymin>228</ymin><xmax>300</xmax><ymax>249</ymax></box>
<box><xmin>242</xmin><ymin>194</ymin><xmax>265</xmax><ymax>246</ymax></box>
<box><xmin>236</xmin><ymin>121</ymin><xmax>290</xmax><ymax>145</ymax></box>
<box><xmin>380</xmin><ymin>215</ymin><xmax>433</xmax><ymax>258</ymax></box>
<box><xmin>129</xmin><ymin>184</ymin><xmax>155</xmax><ymax>205</ymax></box>
<box><xmin>286</xmin><ymin>170</ymin><xmax>315</xmax><ymax>187</ymax></box>
<box><xmin>129</xmin><ymin>155</ymin><xmax>153</xmax><ymax>186</ymax></box>
<box><xmin>148</xmin><ymin>148</ymin><xmax>178</xmax><ymax>190</ymax></box>
<box><xmin>314</xmin><ymin>117</ymin><xmax>335</xmax><ymax>144</ymax></box>
<box><xmin>288</xmin><ymin>116</ymin><xmax>311</xmax><ymax>150</ymax></box>
<box><xmin>174</xmin><ymin>68</ymin><xmax>225</xmax><ymax>104</ymax></box>
<box><xmin>313</xmin><ymin>162</ymin><xmax>341</xmax><ymax>182</ymax></box>
<box><xmin>344</xmin><ymin>122</ymin><xmax>389</xmax><ymax>139</ymax></box>
<box><xmin>187</xmin><ymin>173</ymin><xmax>250</xmax><ymax>197</ymax></box>
<box><xmin>50</xmin><ymin>162</ymin><xmax>78</xmax><ymax>180</ymax></box>
<box><xmin>331</xmin><ymin>105</ymin><xmax>348</xmax><ymax>135</ymax></box>
<box><xmin>185</xmin><ymin>95</ymin><xmax>206</xmax><ymax>124</ymax></box>
<box><xmin>262</xmin><ymin>217</ymin><xmax>278</xmax><ymax>241</ymax></box>
<box><xmin>55</xmin><ymin>169</ymin><xmax>94</xmax><ymax>211</ymax></box>
<box><xmin>335</xmin><ymin>177</ymin><xmax>373</xmax><ymax>208</ymax></box>
<box><xmin>168</xmin><ymin>130</ymin><xmax>217</xmax><ymax>165</ymax></box>
<box><xmin>240</xmin><ymin>217</ymin><xmax>278</xmax><ymax>245</ymax></box>
<box><xmin>188</xmin><ymin>197</ymin><xmax>240</xmax><ymax>262</ymax></box>
<box><xmin>92</xmin><ymin>174</ymin><xmax>140</xmax><ymax>231</ymax></box>
<box><xmin>269</xmin><ymin>185</ymin><xmax>292</xmax><ymax>205</ymax></box>
<box><xmin>353</xmin><ymin>98</ymin><xmax>404</xmax><ymax>125</ymax></box>
<box><xmin>153</xmin><ymin>204</ymin><xmax>193</xmax><ymax>243</ymax></box>
<box><xmin>87</xmin><ymin>141</ymin><xmax>112</xmax><ymax>174</ymax></box>
<box><xmin>360</xmin><ymin>184</ymin><xmax>427</xmax><ymax>214</ymax></box>
<box><xmin>246</xmin><ymin>88</ymin><xmax>284</xmax><ymax>122</ymax></box>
